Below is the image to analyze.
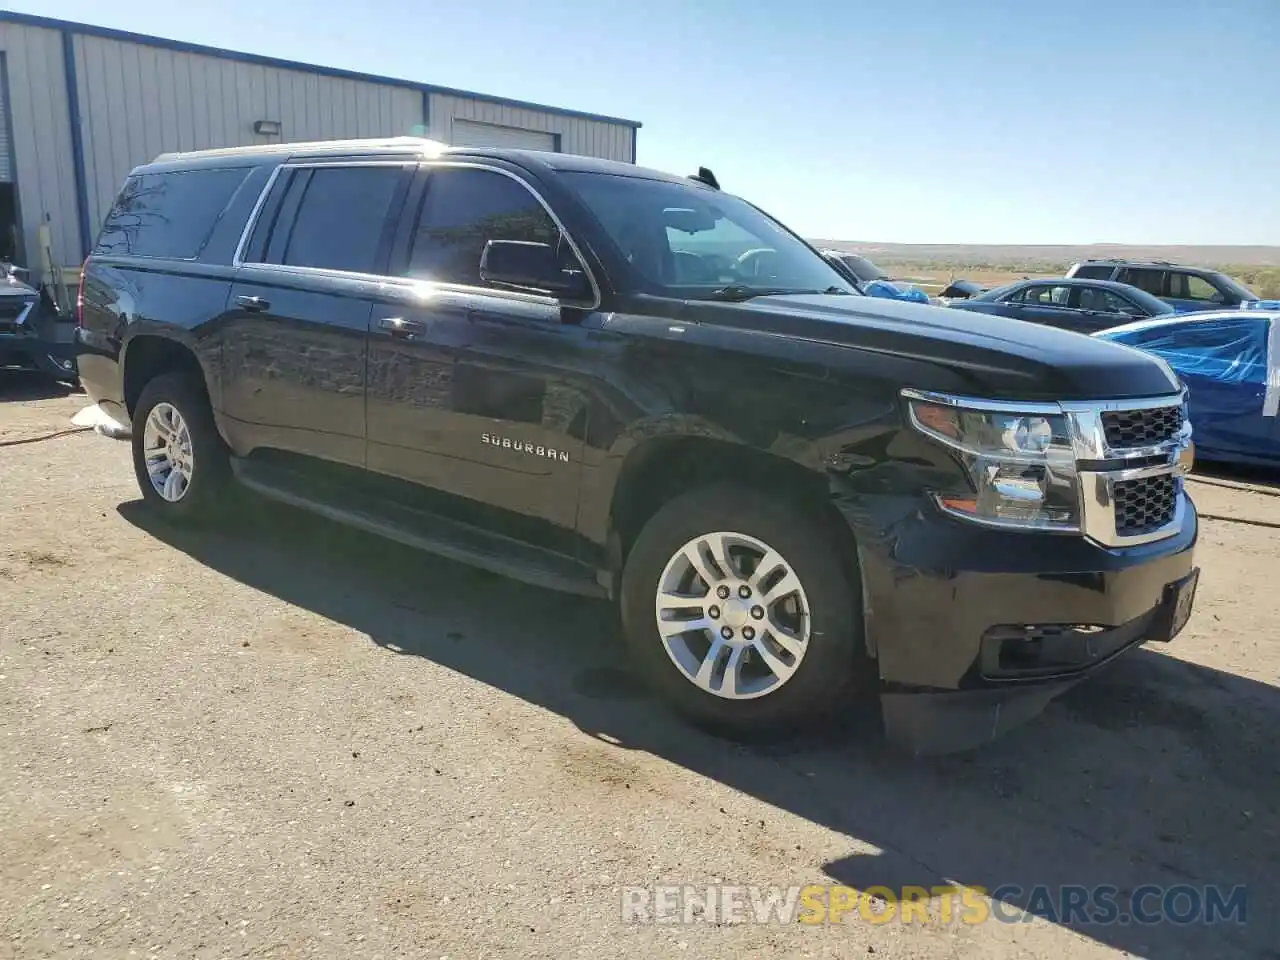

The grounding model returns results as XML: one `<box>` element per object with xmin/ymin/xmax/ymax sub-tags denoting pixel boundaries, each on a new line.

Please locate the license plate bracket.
<box><xmin>1150</xmin><ymin>568</ymin><xmax>1200</xmax><ymax>643</ymax></box>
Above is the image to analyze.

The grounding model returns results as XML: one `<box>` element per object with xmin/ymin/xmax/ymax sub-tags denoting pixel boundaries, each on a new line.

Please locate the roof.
<box><xmin>0</xmin><ymin>11</ymin><xmax>642</xmax><ymax>130</ymax></box>
<box><xmin>1007</xmin><ymin>277</ymin><xmax>1157</xmax><ymax>292</ymax></box>
<box><xmin>151</xmin><ymin>136</ymin><xmax>451</xmax><ymax>164</ymax></box>
<box><xmin>1077</xmin><ymin>258</ymin><xmax>1222</xmax><ymax>273</ymax></box>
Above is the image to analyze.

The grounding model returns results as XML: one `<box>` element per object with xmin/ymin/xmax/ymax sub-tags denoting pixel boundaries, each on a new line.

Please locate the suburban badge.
<box><xmin>482</xmin><ymin>433</ymin><xmax>570</xmax><ymax>462</ymax></box>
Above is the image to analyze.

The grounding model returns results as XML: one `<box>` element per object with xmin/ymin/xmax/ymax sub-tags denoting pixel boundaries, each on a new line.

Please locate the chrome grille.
<box><xmin>1113</xmin><ymin>473</ymin><xmax>1178</xmax><ymax>535</ymax></box>
<box><xmin>1102</xmin><ymin>405</ymin><xmax>1183</xmax><ymax>449</ymax></box>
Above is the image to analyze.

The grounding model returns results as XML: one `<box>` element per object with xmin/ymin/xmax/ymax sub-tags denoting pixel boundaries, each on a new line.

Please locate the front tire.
<box><xmin>130</xmin><ymin>372</ymin><xmax>230</xmax><ymax>522</ymax></box>
<box><xmin>620</xmin><ymin>484</ymin><xmax>868</xmax><ymax>738</ymax></box>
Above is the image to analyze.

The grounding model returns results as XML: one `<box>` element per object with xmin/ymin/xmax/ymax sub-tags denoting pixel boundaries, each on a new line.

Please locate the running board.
<box><xmin>230</xmin><ymin>457</ymin><xmax>608</xmax><ymax>599</ymax></box>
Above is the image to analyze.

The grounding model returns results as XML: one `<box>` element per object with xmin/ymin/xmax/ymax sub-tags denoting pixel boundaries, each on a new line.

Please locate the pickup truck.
<box><xmin>75</xmin><ymin>138</ymin><xmax>1200</xmax><ymax>754</ymax></box>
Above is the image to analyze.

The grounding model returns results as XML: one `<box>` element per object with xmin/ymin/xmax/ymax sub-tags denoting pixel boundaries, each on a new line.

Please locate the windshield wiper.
<box><xmin>705</xmin><ymin>284</ymin><xmax>852</xmax><ymax>302</ymax></box>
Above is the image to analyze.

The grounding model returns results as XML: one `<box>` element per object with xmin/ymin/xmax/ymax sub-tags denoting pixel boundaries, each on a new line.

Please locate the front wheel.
<box><xmin>130</xmin><ymin>372</ymin><xmax>230</xmax><ymax>521</ymax></box>
<box><xmin>620</xmin><ymin>484</ymin><xmax>869</xmax><ymax>737</ymax></box>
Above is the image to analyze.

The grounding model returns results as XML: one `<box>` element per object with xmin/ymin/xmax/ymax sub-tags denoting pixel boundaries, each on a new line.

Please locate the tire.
<box><xmin>130</xmin><ymin>371</ymin><xmax>231</xmax><ymax>522</ymax></box>
<box><xmin>620</xmin><ymin>483</ymin><xmax>870</xmax><ymax>738</ymax></box>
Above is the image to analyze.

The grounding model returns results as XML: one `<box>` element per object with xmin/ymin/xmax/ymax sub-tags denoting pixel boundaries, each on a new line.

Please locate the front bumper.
<box><xmin>844</xmin><ymin>495</ymin><xmax>1199</xmax><ymax>754</ymax></box>
<box><xmin>0</xmin><ymin>332</ymin><xmax>78</xmax><ymax>379</ymax></box>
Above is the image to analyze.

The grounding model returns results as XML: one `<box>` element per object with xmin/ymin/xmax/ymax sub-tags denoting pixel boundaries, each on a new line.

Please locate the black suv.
<box><xmin>1066</xmin><ymin>258</ymin><xmax>1260</xmax><ymax>313</ymax></box>
<box><xmin>76</xmin><ymin>138</ymin><xmax>1200</xmax><ymax>754</ymax></box>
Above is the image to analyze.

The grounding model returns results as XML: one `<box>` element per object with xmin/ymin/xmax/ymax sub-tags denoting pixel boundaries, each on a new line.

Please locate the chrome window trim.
<box><xmin>901</xmin><ymin>387</ymin><xmax>1194</xmax><ymax>548</ymax></box>
<box><xmin>231</xmin><ymin>158</ymin><xmax>602</xmax><ymax>312</ymax></box>
<box><xmin>375</xmin><ymin>275</ymin><xmax>562</xmax><ymax>312</ymax></box>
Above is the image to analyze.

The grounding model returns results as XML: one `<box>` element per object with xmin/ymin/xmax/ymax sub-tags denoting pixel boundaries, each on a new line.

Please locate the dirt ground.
<box><xmin>1</xmin><ymin>374</ymin><xmax>1277</xmax><ymax>960</ymax></box>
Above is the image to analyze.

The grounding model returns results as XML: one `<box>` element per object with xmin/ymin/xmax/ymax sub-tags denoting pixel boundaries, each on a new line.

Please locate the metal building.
<box><xmin>0</xmin><ymin>12</ymin><xmax>640</xmax><ymax>278</ymax></box>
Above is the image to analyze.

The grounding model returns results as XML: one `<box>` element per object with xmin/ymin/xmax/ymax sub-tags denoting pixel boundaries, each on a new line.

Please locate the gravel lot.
<box><xmin>2</xmin><ymin>374</ymin><xmax>1277</xmax><ymax>960</ymax></box>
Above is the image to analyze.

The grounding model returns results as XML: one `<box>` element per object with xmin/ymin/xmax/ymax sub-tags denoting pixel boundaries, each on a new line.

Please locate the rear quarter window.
<box><xmin>1071</xmin><ymin>265</ymin><xmax>1115</xmax><ymax>280</ymax></box>
<box><xmin>93</xmin><ymin>167</ymin><xmax>254</xmax><ymax>259</ymax></box>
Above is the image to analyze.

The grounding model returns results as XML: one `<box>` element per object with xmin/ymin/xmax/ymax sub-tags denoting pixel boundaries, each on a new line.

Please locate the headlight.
<box><xmin>904</xmin><ymin>391</ymin><xmax>1080</xmax><ymax>532</ymax></box>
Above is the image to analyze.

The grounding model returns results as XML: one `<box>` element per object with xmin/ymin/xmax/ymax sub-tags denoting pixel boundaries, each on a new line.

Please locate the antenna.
<box><xmin>690</xmin><ymin>166</ymin><xmax>720</xmax><ymax>190</ymax></box>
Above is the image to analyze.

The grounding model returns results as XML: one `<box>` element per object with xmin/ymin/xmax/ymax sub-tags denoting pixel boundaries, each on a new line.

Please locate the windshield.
<box><xmin>834</xmin><ymin>254</ymin><xmax>888</xmax><ymax>283</ymax></box>
<box><xmin>1210</xmin><ymin>271</ymin><xmax>1258</xmax><ymax>302</ymax></box>
<box><xmin>561</xmin><ymin>172</ymin><xmax>856</xmax><ymax>299</ymax></box>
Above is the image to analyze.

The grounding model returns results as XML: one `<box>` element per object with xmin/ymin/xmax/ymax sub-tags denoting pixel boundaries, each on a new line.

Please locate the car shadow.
<box><xmin>118</xmin><ymin>497</ymin><xmax>1279</xmax><ymax>959</ymax></box>
<box><xmin>1192</xmin><ymin>459</ymin><xmax>1280</xmax><ymax>492</ymax></box>
<box><xmin>0</xmin><ymin>370</ymin><xmax>80</xmax><ymax>401</ymax></box>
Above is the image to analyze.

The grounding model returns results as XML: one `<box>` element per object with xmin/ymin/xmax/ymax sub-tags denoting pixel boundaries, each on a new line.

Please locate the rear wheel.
<box><xmin>130</xmin><ymin>372</ymin><xmax>230</xmax><ymax>522</ymax></box>
<box><xmin>620</xmin><ymin>484</ymin><xmax>869</xmax><ymax>737</ymax></box>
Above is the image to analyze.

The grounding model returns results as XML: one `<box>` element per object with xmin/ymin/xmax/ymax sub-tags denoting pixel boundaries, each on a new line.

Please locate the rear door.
<box><xmin>222</xmin><ymin>160</ymin><xmax>413</xmax><ymax>466</ymax></box>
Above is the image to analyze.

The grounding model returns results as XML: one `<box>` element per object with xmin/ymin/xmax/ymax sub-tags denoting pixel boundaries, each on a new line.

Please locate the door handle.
<box><xmin>235</xmin><ymin>295</ymin><xmax>270</xmax><ymax>312</ymax></box>
<box><xmin>378</xmin><ymin>316</ymin><xmax>427</xmax><ymax>338</ymax></box>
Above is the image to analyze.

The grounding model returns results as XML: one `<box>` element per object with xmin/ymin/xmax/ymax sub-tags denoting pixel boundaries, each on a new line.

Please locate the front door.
<box><xmin>221</xmin><ymin>161</ymin><xmax>413</xmax><ymax>466</ymax></box>
<box><xmin>365</xmin><ymin>162</ymin><xmax>597</xmax><ymax>555</ymax></box>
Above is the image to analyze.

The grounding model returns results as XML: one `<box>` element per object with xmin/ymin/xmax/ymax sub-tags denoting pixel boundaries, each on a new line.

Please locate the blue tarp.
<box><xmin>863</xmin><ymin>279</ymin><xmax>930</xmax><ymax>304</ymax></box>
<box><xmin>1100</xmin><ymin>314</ymin><xmax>1280</xmax><ymax>465</ymax></box>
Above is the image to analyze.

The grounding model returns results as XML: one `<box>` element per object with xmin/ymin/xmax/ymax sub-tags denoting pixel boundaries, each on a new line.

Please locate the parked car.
<box><xmin>944</xmin><ymin>277</ymin><xmax>1175</xmax><ymax>334</ymax></box>
<box><xmin>1066</xmin><ymin>259</ymin><xmax>1267</xmax><ymax>313</ymax></box>
<box><xmin>820</xmin><ymin>250</ymin><xmax>930</xmax><ymax>303</ymax></box>
<box><xmin>0</xmin><ymin>263</ymin><xmax>77</xmax><ymax>383</ymax></box>
<box><xmin>1095</xmin><ymin>310</ymin><xmax>1280</xmax><ymax>467</ymax></box>
<box><xmin>76</xmin><ymin>137</ymin><xmax>1198</xmax><ymax>754</ymax></box>
<box><xmin>936</xmin><ymin>278</ymin><xmax>987</xmax><ymax>301</ymax></box>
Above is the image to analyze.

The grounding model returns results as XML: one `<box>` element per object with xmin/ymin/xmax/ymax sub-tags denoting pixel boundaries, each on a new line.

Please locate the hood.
<box><xmin>699</xmin><ymin>294</ymin><xmax>1181</xmax><ymax>401</ymax></box>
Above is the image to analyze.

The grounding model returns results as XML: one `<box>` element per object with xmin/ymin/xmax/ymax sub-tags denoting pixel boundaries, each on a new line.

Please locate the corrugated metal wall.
<box><xmin>72</xmin><ymin>35</ymin><xmax>425</xmax><ymax>243</ymax></box>
<box><xmin>0</xmin><ymin>16</ymin><xmax>637</xmax><ymax>269</ymax></box>
<box><xmin>0</xmin><ymin>22</ymin><xmax>82</xmax><ymax>268</ymax></box>
<box><xmin>430</xmin><ymin>93</ymin><xmax>635</xmax><ymax>163</ymax></box>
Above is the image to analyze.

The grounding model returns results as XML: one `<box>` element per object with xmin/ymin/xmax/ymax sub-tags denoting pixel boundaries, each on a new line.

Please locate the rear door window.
<box><xmin>1117</xmin><ymin>267</ymin><xmax>1167</xmax><ymax>297</ymax></box>
<box><xmin>94</xmin><ymin>167</ymin><xmax>253</xmax><ymax>259</ymax></box>
<box><xmin>272</xmin><ymin>166</ymin><xmax>407</xmax><ymax>274</ymax></box>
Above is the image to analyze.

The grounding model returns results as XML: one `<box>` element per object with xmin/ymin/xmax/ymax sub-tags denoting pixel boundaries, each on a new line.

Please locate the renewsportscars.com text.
<box><xmin>620</xmin><ymin>883</ymin><xmax>1248</xmax><ymax>926</ymax></box>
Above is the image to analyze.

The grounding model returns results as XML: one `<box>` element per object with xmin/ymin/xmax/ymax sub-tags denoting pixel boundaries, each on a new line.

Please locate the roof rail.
<box><xmin>152</xmin><ymin>136</ymin><xmax>449</xmax><ymax>164</ymax></box>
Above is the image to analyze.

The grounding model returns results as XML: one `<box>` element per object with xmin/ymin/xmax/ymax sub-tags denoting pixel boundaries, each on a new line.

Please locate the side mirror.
<box><xmin>480</xmin><ymin>240</ymin><xmax>590</xmax><ymax>300</ymax></box>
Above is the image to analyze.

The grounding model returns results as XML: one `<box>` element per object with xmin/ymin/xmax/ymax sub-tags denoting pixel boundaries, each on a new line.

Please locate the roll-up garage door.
<box><xmin>0</xmin><ymin>57</ymin><xmax>12</xmax><ymax>182</ymax></box>
<box><xmin>450</xmin><ymin>118</ymin><xmax>557</xmax><ymax>152</ymax></box>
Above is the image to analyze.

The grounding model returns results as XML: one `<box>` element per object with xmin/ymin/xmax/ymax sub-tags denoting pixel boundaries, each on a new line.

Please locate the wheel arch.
<box><xmin>121</xmin><ymin>330</ymin><xmax>214</xmax><ymax>419</ymax></box>
<box><xmin>605</xmin><ymin>434</ymin><xmax>862</xmax><ymax>588</ymax></box>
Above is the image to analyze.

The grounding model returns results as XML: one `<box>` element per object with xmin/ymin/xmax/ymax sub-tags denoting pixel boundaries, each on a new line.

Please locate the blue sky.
<box><xmin>17</xmin><ymin>0</ymin><xmax>1280</xmax><ymax>245</ymax></box>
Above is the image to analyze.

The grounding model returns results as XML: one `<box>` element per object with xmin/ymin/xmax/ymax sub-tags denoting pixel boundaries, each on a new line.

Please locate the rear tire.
<box><xmin>131</xmin><ymin>372</ymin><xmax>230</xmax><ymax>522</ymax></box>
<box><xmin>620</xmin><ymin>483</ymin><xmax>869</xmax><ymax>738</ymax></box>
